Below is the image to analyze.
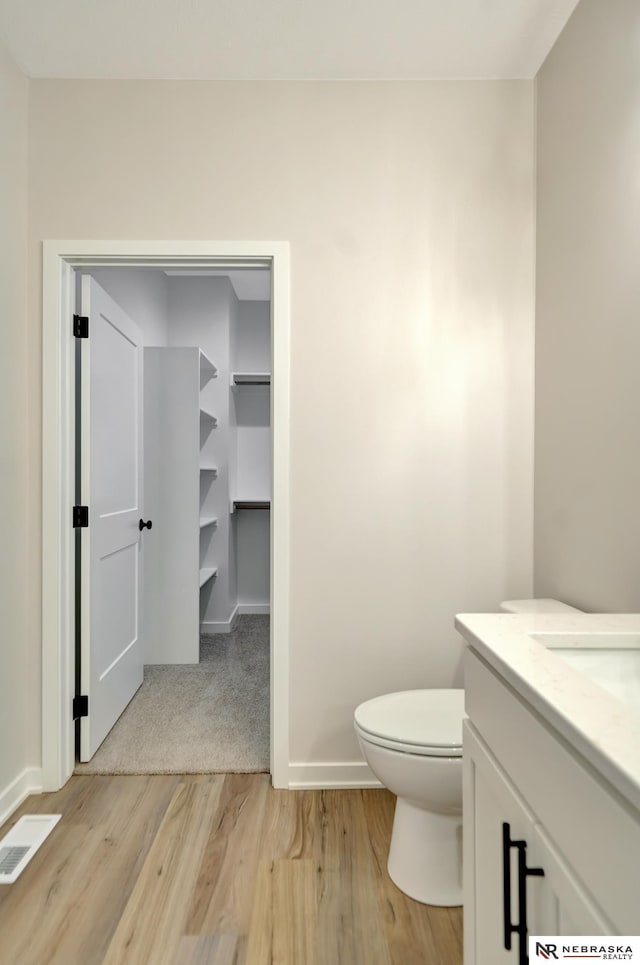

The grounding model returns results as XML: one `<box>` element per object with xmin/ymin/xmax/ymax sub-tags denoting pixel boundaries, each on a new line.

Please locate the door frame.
<box><xmin>42</xmin><ymin>240</ymin><xmax>291</xmax><ymax>790</ymax></box>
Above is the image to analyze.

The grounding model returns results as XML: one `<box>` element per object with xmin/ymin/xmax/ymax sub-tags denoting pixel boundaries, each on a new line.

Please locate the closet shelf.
<box><xmin>232</xmin><ymin>500</ymin><xmax>271</xmax><ymax>512</ymax></box>
<box><xmin>231</xmin><ymin>372</ymin><xmax>271</xmax><ymax>386</ymax></box>
<box><xmin>199</xmin><ymin>465</ymin><xmax>219</xmax><ymax>475</ymax></box>
<box><xmin>199</xmin><ymin>516</ymin><xmax>218</xmax><ymax>529</ymax></box>
<box><xmin>199</xmin><ymin>351</ymin><xmax>218</xmax><ymax>379</ymax></box>
<box><xmin>199</xmin><ymin>567</ymin><xmax>218</xmax><ymax>588</ymax></box>
<box><xmin>199</xmin><ymin>408</ymin><xmax>217</xmax><ymax>426</ymax></box>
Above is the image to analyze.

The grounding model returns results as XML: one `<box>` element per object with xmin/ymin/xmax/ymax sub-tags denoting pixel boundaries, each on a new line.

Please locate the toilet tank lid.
<box><xmin>500</xmin><ymin>598</ymin><xmax>583</xmax><ymax>614</ymax></box>
<box><xmin>354</xmin><ymin>689</ymin><xmax>464</xmax><ymax>749</ymax></box>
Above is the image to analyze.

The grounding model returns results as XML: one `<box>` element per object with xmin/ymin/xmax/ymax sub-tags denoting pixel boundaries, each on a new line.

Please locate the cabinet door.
<box><xmin>532</xmin><ymin>825</ymin><xmax>614</xmax><ymax>936</ymax></box>
<box><xmin>464</xmin><ymin>722</ymin><xmax>545</xmax><ymax>965</ymax></box>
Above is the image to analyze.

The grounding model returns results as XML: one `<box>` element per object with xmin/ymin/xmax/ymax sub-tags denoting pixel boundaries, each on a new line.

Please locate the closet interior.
<box><xmin>90</xmin><ymin>267</ymin><xmax>272</xmax><ymax>664</ymax></box>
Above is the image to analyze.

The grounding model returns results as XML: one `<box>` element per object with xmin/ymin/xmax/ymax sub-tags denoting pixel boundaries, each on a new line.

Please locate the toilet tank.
<box><xmin>500</xmin><ymin>598</ymin><xmax>583</xmax><ymax>614</ymax></box>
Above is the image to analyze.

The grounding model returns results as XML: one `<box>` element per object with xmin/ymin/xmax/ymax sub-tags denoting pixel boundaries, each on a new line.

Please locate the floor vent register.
<box><xmin>0</xmin><ymin>815</ymin><xmax>61</xmax><ymax>883</ymax></box>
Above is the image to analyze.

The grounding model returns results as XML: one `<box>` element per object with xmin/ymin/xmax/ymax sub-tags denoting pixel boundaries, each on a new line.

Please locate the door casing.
<box><xmin>42</xmin><ymin>240</ymin><xmax>291</xmax><ymax>790</ymax></box>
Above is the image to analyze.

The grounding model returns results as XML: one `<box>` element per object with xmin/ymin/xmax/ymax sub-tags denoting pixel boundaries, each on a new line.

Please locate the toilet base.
<box><xmin>387</xmin><ymin>798</ymin><xmax>462</xmax><ymax>906</ymax></box>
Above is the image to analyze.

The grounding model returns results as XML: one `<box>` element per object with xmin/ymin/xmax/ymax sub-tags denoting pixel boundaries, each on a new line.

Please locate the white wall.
<box><xmin>233</xmin><ymin>385</ymin><xmax>271</xmax><ymax>502</ymax></box>
<box><xmin>0</xmin><ymin>40</ymin><xmax>33</xmax><ymax>816</ymax></box>
<box><xmin>235</xmin><ymin>300</ymin><xmax>270</xmax><ymax>372</ymax></box>
<box><xmin>535</xmin><ymin>0</ymin><xmax>640</xmax><ymax>612</ymax></box>
<box><xmin>27</xmin><ymin>80</ymin><xmax>535</xmax><ymax>773</ymax></box>
<box><xmin>236</xmin><ymin>511</ymin><xmax>270</xmax><ymax>607</ymax></box>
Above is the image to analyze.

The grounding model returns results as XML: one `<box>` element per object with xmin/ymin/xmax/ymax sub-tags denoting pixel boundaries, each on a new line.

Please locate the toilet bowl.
<box><xmin>355</xmin><ymin>689</ymin><xmax>464</xmax><ymax>906</ymax></box>
<box><xmin>354</xmin><ymin>598</ymin><xmax>582</xmax><ymax>907</ymax></box>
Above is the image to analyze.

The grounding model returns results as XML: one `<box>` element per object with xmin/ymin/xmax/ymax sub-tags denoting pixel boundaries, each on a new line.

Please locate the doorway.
<box><xmin>41</xmin><ymin>242</ymin><xmax>291</xmax><ymax>791</ymax></box>
<box><xmin>75</xmin><ymin>266</ymin><xmax>272</xmax><ymax>772</ymax></box>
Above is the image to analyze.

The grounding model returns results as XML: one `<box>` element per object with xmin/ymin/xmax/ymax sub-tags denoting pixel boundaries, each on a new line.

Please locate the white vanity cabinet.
<box><xmin>464</xmin><ymin>722</ymin><xmax>545</xmax><ymax>965</ymax></box>
<box><xmin>532</xmin><ymin>824</ymin><xmax>613</xmax><ymax>937</ymax></box>
<box><xmin>463</xmin><ymin>649</ymin><xmax>638</xmax><ymax>965</ymax></box>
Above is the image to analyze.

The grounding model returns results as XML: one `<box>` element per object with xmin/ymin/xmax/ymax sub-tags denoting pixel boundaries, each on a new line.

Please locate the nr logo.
<box><xmin>535</xmin><ymin>944</ymin><xmax>559</xmax><ymax>961</ymax></box>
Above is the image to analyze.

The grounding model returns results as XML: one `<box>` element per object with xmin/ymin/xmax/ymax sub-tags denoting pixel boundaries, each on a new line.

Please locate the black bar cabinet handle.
<box><xmin>139</xmin><ymin>518</ymin><xmax>153</xmax><ymax>531</ymax></box>
<box><xmin>502</xmin><ymin>822</ymin><xmax>514</xmax><ymax>950</ymax></box>
<box><xmin>502</xmin><ymin>822</ymin><xmax>544</xmax><ymax>964</ymax></box>
<box><xmin>517</xmin><ymin>844</ymin><xmax>544</xmax><ymax>964</ymax></box>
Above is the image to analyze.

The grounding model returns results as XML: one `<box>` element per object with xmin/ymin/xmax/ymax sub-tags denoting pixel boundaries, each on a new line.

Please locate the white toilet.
<box><xmin>354</xmin><ymin>597</ymin><xmax>582</xmax><ymax>907</ymax></box>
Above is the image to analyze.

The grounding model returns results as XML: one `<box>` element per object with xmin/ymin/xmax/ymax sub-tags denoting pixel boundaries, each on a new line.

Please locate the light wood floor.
<box><xmin>0</xmin><ymin>775</ymin><xmax>462</xmax><ymax>965</ymax></box>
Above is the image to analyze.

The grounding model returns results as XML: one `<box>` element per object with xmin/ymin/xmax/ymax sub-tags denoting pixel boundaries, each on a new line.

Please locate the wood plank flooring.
<box><xmin>0</xmin><ymin>775</ymin><xmax>462</xmax><ymax>965</ymax></box>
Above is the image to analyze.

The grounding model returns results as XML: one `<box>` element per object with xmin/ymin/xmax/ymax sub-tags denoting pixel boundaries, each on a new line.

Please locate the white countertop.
<box><xmin>455</xmin><ymin>612</ymin><xmax>640</xmax><ymax>814</ymax></box>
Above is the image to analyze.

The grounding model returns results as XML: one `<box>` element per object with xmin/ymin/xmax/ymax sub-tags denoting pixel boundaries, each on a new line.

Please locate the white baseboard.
<box><xmin>201</xmin><ymin>604</ymin><xmax>239</xmax><ymax>634</ymax></box>
<box><xmin>0</xmin><ymin>767</ymin><xmax>44</xmax><ymax>829</ymax></box>
<box><xmin>237</xmin><ymin>604</ymin><xmax>270</xmax><ymax>615</ymax></box>
<box><xmin>287</xmin><ymin>761</ymin><xmax>383</xmax><ymax>789</ymax></box>
<box><xmin>201</xmin><ymin>604</ymin><xmax>270</xmax><ymax>633</ymax></box>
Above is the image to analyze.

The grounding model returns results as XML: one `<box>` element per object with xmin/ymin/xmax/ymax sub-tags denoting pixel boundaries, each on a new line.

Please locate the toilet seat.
<box><xmin>355</xmin><ymin>723</ymin><xmax>462</xmax><ymax>757</ymax></box>
<box><xmin>354</xmin><ymin>689</ymin><xmax>464</xmax><ymax>758</ymax></box>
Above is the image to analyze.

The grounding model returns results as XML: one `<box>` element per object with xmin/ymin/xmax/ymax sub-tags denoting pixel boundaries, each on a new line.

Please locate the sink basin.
<box><xmin>531</xmin><ymin>633</ymin><xmax>640</xmax><ymax>709</ymax></box>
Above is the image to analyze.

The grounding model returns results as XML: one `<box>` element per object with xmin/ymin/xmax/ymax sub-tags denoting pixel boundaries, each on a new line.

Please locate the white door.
<box><xmin>79</xmin><ymin>275</ymin><xmax>144</xmax><ymax>761</ymax></box>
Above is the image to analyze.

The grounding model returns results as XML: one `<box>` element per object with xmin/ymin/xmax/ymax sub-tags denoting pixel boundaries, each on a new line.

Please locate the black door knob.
<box><xmin>139</xmin><ymin>518</ymin><xmax>153</xmax><ymax>531</ymax></box>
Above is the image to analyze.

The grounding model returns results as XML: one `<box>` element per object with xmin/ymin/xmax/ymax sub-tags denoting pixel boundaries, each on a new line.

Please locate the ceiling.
<box><xmin>0</xmin><ymin>0</ymin><xmax>581</xmax><ymax>80</ymax></box>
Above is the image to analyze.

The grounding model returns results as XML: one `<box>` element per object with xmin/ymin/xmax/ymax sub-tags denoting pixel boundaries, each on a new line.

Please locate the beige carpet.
<box><xmin>74</xmin><ymin>615</ymin><xmax>270</xmax><ymax>775</ymax></box>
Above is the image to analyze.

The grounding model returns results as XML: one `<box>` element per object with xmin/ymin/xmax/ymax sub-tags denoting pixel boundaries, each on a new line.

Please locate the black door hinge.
<box><xmin>73</xmin><ymin>506</ymin><xmax>89</xmax><ymax>528</ymax></box>
<box><xmin>73</xmin><ymin>695</ymin><xmax>89</xmax><ymax>720</ymax></box>
<box><xmin>73</xmin><ymin>314</ymin><xmax>89</xmax><ymax>338</ymax></box>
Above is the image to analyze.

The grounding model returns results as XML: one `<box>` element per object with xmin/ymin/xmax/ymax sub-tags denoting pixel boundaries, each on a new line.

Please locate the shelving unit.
<box><xmin>200</xmin><ymin>408</ymin><xmax>217</xmax><ymax>427</ymax></box>
<box><xmin>231</xmin><ymin>372</ymin><xmax>271</xmax><ymax>386</ymax></box>
<box><xmin>199</xmin><ymin>344</ymin><xmax>220</xmax><ymax>619</ymax></box>
<box><xmin>200</xmin><ymin>350</ymin><xmax>218</xmax><ymax>380</ymax></box>
<box><xmin>199</xmin><ymin>567</ymin><xmax>218</xmax><ymax>588</ymax></box>
<box><xmin>199</xmin><ymin>516</ymin><xmax>218</xmax><ymax>529</ymax></box>
<box><xmin>144</xmin><ymin>345</ymin><xmax>220</xmax><ymax>664</ymax></box>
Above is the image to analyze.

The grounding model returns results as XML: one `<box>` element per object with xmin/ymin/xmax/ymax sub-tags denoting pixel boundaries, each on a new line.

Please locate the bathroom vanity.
<box><xmin>456</xmin><ymin>612</ymin><xmax>640</xmax><ymax>964</ymax></box>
